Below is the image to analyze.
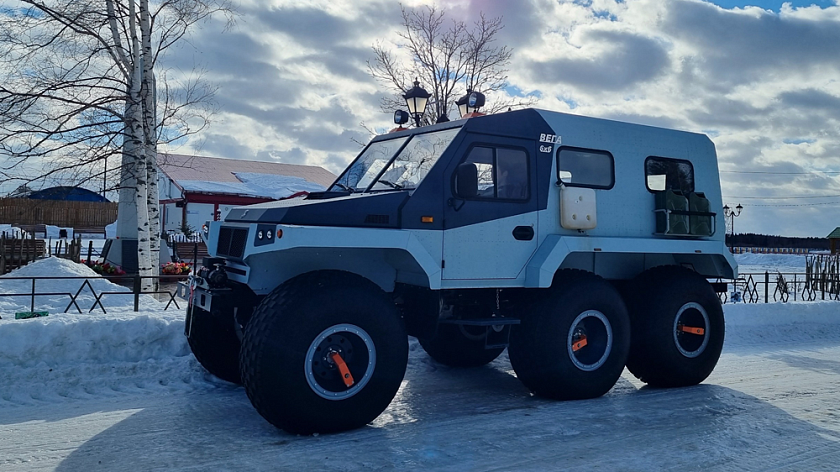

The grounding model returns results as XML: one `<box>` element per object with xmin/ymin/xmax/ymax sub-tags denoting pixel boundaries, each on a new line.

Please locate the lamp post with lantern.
<box><xmin>402</xmin><ymin>79</ymin><xmax>431</xmax><ymax>127</ymax></box>
<box><xmin>723</xmin><ymin>203</ymin><xmax>743</xmax><ymax>235</ymax></box>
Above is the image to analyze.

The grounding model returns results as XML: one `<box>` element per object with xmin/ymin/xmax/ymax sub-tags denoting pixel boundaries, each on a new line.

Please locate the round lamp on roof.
<box><xmin>403</xmin><ymin>78</ymin><xmax>431</xmax><ymax>127</ymax></box>
<box><xmin>456</xmin><ymin>89</ymin><xmax>486</xmax><ymax>117</ymax></box>
<box><xmin>394</xmin><ymin>109</ymin><xmax>409</xmax><ymax>126</ymax></box>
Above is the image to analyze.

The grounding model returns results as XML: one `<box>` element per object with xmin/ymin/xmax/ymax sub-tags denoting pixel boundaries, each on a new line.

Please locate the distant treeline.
<box><xmin>726</xmin><ymin>233</ymin><xmax>829</xmax><ymax>250</ymax></box>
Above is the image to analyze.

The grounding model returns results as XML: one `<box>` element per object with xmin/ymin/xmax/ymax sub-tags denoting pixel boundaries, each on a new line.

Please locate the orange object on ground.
<box><xmin>679</xmin><ymin>326</ymin><xmax>705</xmax><ymax>335</ymax></box>
<box><xmin>572</xmin><ymin>335</ymin><xmax>588</xmax><ymax>352</ymax></box>
<box><xmin>330</xmin><ymin>352</ymin><xmax>355</xmax><ymax>387</ymax></box>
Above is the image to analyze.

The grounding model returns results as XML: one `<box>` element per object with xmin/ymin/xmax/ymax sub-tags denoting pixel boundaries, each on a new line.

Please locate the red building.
<box><xmin>157</xmin><ymin>153</ymin><xmax>336</xmax><ymax>233</ymax></box>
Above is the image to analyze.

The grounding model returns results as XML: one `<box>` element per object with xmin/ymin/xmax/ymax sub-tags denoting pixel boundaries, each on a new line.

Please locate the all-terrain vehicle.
<box><xmin>182</xmin><ymin>108</ymin><xmax>737</xmax><ymax>434</ymax></box>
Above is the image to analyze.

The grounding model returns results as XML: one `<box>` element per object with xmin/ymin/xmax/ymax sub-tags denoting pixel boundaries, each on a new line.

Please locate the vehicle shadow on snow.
<box><xmin>52</xmin><ymin>361</ymin><xmax>840</xmax><ymax>471</ymax></box>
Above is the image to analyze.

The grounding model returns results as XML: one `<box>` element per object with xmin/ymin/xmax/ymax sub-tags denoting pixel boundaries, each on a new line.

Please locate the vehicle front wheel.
<box><xmin>239</xmin><ymin>271</ymin><xmax>409</xmax><ymax>434</ymax></box>
<box><xmin>185</xmin><ymin>305</ymin><xmax>242</xmax><ymax>384</ymax></box>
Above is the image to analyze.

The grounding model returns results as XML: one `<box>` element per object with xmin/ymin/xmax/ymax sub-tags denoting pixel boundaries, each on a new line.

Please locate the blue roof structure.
<box><xmin>27</xmin><ymin>186</ymin><xmax>109</xmax><ymax>202</ymax></box>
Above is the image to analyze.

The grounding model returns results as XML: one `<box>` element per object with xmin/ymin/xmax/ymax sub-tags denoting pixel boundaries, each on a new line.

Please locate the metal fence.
<box><xmin>0</xmin><ymin>275</ymin><xmax>186</xmax><ymax>315</ymax></box>
<box><xmin>718</xmin><ymin>271</ymin><xmax>840</xmax><ymax>304</ymax></box>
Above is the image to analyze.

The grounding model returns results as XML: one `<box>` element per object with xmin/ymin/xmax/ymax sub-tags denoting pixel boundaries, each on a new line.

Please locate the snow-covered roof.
<box><xmin>157</xmin><ymin>153</ymin><xmax>336</xmax><ymax>198</ymax></box>
<box><xmin>177</xmin><ymin>173</ymin><xmax>327</xmax><ymax>200</ymax></box>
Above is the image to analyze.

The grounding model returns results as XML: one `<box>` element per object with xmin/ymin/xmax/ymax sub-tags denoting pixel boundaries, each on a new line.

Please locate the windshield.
<box><xmin>330</xmin><ymin>127</ymin><xmax>461</xmax><ymax>192</ymax></box>
<box><xmin>331</xmin><ymin>137</ymin><xmax>408</xmax><ymax>192</ymax></box>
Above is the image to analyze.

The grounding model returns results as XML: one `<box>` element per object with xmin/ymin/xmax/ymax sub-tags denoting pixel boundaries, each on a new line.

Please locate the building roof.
<box><xmin>27</xmin><ymin>186</ymin><xmax>109</xmax><ymax>202</ymax></box>
<box><xmin>157</xmin><ymin>153</ymin><xmax>337</xmax><ymax>190</ymax></box>
<box><xmin>828</xmin><ymin>227</ymin><xmax>840</xmax><ymax>239</ymax></box>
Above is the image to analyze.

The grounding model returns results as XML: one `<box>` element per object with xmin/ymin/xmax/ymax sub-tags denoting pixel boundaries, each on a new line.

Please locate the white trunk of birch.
<box><xmin>128</xmin><ymin>0</ymin><xmax>153</xmax><ymax>290</ymax></box>
<box><xmin>140</xmin><ymin>0</ymin><xmax>160</xmax><ymax>288</ymax></box>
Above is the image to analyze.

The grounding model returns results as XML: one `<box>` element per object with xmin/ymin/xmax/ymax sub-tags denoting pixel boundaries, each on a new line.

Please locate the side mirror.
<box><xmin>455</xmin><ymin>163</ymin><xmax>478</xmax><ymax>198</ymax></box>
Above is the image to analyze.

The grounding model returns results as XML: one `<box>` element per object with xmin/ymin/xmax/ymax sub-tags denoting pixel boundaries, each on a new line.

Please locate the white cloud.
<box><xmin>147</xmin><ymin>0</ymin><xmax>840</xmax><ymax>236</ymax></box>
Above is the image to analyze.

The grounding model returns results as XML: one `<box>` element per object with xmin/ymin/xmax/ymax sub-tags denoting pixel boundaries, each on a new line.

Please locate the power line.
<box><xmin>745</xmin><ymin>201</ymin><xmax>840</xmax><ymax>207</ymax></box>
<box><xmin>723</xmin><ymin>194</ymin><xmax>840</xmax><ymax>199</ymax></box>
<box><xmin>721</xmin><ymin>170</ymin><xmax>840</xmax><ymax>175</ymax></box>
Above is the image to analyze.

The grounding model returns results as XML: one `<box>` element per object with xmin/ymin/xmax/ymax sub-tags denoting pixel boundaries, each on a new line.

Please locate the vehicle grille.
<box><xmin>217</xmin><ymin>226</ymin><xmax>248</xmax><ymax>258</ymax></box>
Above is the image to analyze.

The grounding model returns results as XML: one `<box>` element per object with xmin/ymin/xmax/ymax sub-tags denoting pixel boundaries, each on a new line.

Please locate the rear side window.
<box><xmin>556</xmin><ymin>147</ymin><xmax>614</xmax><ymax>189</ymax></box>
<box><xmin>645</xmin><ymin>157</ymin><xmax>694</xmax><ymax>193</ymax></box>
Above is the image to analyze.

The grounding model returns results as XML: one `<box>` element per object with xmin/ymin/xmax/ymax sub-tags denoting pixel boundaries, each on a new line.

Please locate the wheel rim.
<box><xmin>305</xmin><ymin>323</ymin><xmax>376</xmax><ymax>400</ymax></box>
<box><xmin>567</xmin><ymin>310</ymin><xmax>613</xmax><ymax>371</ymax></box>
<box><xmin>673</xmin><ymin>302</ymin><xmax>710</xmax><ymax>358</ymax></box>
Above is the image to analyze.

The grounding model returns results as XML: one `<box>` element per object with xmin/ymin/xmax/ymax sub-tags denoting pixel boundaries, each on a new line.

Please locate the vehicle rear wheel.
<box><xmin>185</xmin><ymin>305</ymin><xmax>242</xmax><ymax>384</ymax></box>
<box><xmin>625</xmin><ymin>266</ymin><xmax>725</xmax><ymax>388</ymax></box>
<box><xmin>508</xmin><ymin>271</ymin><xmax>630</xmax><ymax>400</ymax></box>
<box><xmin>419</xmin><ymin>322</ymin><xmax>505</xmax><ymax>367</ymax></box>
<box><xmin>239</xmin><ymin>271</ymin><xmax>409</xmax><ymax>434</ymax></box>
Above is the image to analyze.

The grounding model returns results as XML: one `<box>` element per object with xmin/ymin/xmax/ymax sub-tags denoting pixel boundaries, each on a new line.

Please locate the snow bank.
<box><xmin>724</xmin><ymin>302</ymin><xmax>840</xmax><ymax>351</ymax></box>
<box><xmin>0</xmin><ymin>224</ymin><xmax>26</xmax><ymax>238</ymax></box>
<box><xmin>0</xmin><ymin>258</ymin><xmax>216</xmax><ymax>406</ymax></box>
<box><xmin>44</xmin><ymin>224</ymin><xmax>74</xmax><ymax>239</ymax></box>
<box><xmin>0</xmin><ymin>257</ymin><xmax>164</xmax><ymax>315</ymax></box>
<box><xmin>0</xmin><ymin>309</ymin><xmax>220</xmax><ymax>406</ymax></box>
<box><xmin>724</xmin><ymin>301</ymin><xmax>840</xmax><ymax>326</ymax></box>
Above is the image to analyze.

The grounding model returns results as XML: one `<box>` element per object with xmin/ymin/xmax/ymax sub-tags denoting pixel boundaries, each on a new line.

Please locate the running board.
<box><xmin>439</xmin><ymin>317</ymin><xmax>520</xmax><ymax>350</ymax></box>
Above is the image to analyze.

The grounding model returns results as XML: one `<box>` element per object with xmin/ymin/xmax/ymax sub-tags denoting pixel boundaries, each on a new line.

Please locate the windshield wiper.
<box><xmin>377</xmin><ymin>179</ymin><xmax>403</xmax><ymax>190</ymax></box>
<box><xmin>333</xmin><ymin>182</ymin><xmax>355</xmax><ymax>193</ymax></box>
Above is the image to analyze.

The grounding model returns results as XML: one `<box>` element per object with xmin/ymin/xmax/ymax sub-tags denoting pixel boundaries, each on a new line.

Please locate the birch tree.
<box><xmin>369</xmin><ymin>4</ymin><xmax>533</xmax><ymax>125</ymax></box>
<box><xmin>0</xmin><ymin>0</ymin><xmax>233</xmax><ymax>286</ymax></box>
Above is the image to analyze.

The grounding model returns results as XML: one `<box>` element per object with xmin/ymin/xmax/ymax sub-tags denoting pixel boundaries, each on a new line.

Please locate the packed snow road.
<box><xmin>2</xmin><ymin>303</ymin><xmax>840</xmax><ymax>471</ymax></box>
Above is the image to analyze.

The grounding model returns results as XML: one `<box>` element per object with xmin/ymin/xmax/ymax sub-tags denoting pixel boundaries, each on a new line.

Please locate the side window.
<box><xmin>457</xmin><ymin>145</ymin><xmax>529</xmax><ymax>201</ymax></box>
<box><xmin>556</xmin><ymin>147</ymin><xmax>614</xmax><ymax>189</ymax></box>
<box><xmin>645</xmin><ymin>157</ymin><xmax>694</xmax><ymax>193</ymax></box>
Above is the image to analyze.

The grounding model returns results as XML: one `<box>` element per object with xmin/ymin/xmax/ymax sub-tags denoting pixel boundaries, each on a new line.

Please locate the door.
<box><xmin>442</xmin><ymin>134</ymin><xmax>538</xmax><ymax>280</ymax></box>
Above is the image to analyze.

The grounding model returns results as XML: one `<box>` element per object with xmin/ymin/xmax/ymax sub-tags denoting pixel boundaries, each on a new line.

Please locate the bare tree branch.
<box><xmin>368</xmin><ymin>4</ymin><xmax>533</xmax><ymax>127</ymax></box>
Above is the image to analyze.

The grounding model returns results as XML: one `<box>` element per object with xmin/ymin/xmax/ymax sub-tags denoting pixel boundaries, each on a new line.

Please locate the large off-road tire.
<box><xmin>239</xmin><ymin>271</ymin><xmax>409</xmax><ymax>435</ymax></box>
<box><xmin>185</xmin><ymin>305</ymin><xmax>242</xmax><ymax>384</ymax></box>
<box><xmin>508</xmin><ymin>271</ymin><xmax>630</xmax><ymax>400</ymax></box>
<box><xmin>625</xmin><ymin>266</ymin><xmax>725</xmax><ymax>388</ymax></box>
<box><xmin>419</xmin><ymin>323</ymin><xmax>505</xmax><ymax>367</ymax></box>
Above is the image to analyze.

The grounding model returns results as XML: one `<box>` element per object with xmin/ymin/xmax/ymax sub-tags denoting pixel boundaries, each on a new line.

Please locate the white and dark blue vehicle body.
<box><xmin>184</xmin><ymin>108</ymin><xmax>737</xmax><ymax>434</ymax></box>
<box><xmin>203</xmin><ymin>109</ymin><xmax>735</xmax><ymax>292</ymax></box>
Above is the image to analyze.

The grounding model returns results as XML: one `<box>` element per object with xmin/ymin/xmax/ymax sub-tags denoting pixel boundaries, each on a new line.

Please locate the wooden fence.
<box><xmin>0</xmin><ymin>198</ymin><xmax>117</xmax><ymax>228</ymax></box>
<box><xmin>0</xmin><ymin>233</ymin><xmax>84</xmax><ymax>274</ymax></box>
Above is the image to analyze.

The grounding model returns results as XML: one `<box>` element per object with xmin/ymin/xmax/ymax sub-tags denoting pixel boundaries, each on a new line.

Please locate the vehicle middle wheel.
<box><xmin>419</xmin><ymin>322</ymin><xmax>505</xmax><ymax>368</ymax></box>
<box><xmin>508</xmin><ymin>271</ymin><xmax>630</xmax><ymax>400</ymax></box>
<box><xmin>239</xmin><ymin>271</ymin><xmax>409</xmax><ymax>435</ymax></box>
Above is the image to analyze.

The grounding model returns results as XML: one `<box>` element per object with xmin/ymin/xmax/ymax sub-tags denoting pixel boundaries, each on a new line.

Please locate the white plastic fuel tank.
<box><xmin>560</xmin><ymin>186</ymin><xmax>597</xmax><ymax>230</ymax></box>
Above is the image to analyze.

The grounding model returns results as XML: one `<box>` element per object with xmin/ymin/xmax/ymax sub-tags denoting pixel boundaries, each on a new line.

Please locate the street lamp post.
<box><xmin>723</xmin><ymin>203</ymin><xmax>743</xmax><ymax>235</ymax></box>
<box><xmin>402</xmin><ymin>79</ymin><xmax>431</xmax><ymax>127</ymax></box>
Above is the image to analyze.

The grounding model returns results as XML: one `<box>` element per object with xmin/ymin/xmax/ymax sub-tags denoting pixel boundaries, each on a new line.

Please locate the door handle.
<box><xmin>512</xmin><ymin>226</ymin><xmax>534</xmax><ymax>241</ymax></box>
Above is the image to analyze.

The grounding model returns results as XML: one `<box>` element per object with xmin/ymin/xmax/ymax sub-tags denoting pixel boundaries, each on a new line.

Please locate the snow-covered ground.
<box><xmin>1</xmin><ymin>255</ymin><xmax>839</xmax><ymax>471</ymax></box>
<box><xmin>735</xmin><ymin>252</ymin><xmax>812</xmax><ymax>274</ymax></box>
